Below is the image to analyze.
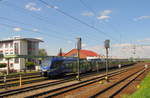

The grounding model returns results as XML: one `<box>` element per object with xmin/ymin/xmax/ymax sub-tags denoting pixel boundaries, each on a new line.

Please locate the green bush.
<box><xmin>0</xmin><ymin>63</ymin><xmax>7</xmax><ymax>68</ymax></box>
<box><xmin>25</xmin><ymin>62</ymin><xmax>35</xmax><ymax>70</ymax></box>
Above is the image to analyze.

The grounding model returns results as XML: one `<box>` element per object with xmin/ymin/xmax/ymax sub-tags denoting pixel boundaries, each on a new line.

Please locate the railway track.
<box><xmin>23</xmin><ymin>64</ymin><xmax>146</xmax><ymax>98</ymax></box>
<box><xmin>23</xmin><ymin>66</ymin><xmax>137</xmax><ymax>98</ymax></box>
<box><xmin>0</xmin><ymin>72</ymin><xmax>40</xmax><ymax>79</ymax></box>
<box><xmin>90</xmin><ymin>68</ymin><xmax>146</xmax><ymax>98</ymax></box>
<box><xmin>0</xmin><ymin>63</ymin><xmax>135</xmax><ymax>90</ymax></box>
<box><xmin>0</xmin><ymin>72</ymin><xmax>47</xmax><ymax>89</ymax></box>
<box><xmin>0</xmin><ymin>65</ymin><xmax>135</xmax><ymax>98</ymax></box>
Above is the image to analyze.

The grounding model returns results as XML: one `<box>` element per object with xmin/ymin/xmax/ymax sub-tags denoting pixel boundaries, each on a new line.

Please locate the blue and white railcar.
<box><xmin>40</xmin><ymin>57</ymin><xmax>77</xmax><ymax>77</ymax></box>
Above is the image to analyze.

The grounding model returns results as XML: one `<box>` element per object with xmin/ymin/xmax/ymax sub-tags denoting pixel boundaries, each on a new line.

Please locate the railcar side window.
<box><xmin>51</xmin><ymin>61</ymin><xmax>63</xmax><ymax>68</ymax></box>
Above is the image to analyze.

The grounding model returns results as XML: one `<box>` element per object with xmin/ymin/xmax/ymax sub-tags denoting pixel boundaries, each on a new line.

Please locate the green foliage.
<box><xmin>25</xmin><ymin>62</ymin><xmax>35</xmax><ymax>69</ymax></box>
<box><xmin>0</xmin><ymin>63</ymin><xmax>7</xmax><ymax>68</ymax></box>
<box><xmin>39</xmin><ymin>48</ymin><xmax>48</xmax><ymax>56</ymax></box>
<box><xmin>129</xmin><ymin>72</ymin><xmax>150</xmax><ymax>98</ymax></box>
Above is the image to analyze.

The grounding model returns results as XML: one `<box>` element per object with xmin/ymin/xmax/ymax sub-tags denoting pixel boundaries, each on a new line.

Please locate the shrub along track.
<box><xmin>0</xmin><ymin>64</ymin><xmax>137</xmax><ymax>98</ymax></box>
<box><xmin>22</xmin><ymin>63</ymin><xmax>146</xmax><ymax>98</ymax></box>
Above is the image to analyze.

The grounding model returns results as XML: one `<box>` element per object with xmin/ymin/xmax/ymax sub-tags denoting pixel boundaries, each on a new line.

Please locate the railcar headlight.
<box><xmin>42</xmin><ymin>69</ymin><xmax>47</xmax><ymax>71</ymax></box>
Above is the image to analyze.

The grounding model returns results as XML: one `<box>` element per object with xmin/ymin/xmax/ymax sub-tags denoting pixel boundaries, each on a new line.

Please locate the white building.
<box><xmin>0</xmin><ymin>37</ymin><xmax>43</xmax><ymax>71</ymax></box>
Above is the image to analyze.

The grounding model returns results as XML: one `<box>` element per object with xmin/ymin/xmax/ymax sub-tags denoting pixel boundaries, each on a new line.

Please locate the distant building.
<box><xmin>0</xmin><ymin>37</ymin><xmax>43</xmax><ymax>71</ymax></box>
<box><xmin>58</xmin><ymin>49</ymin><xmax>100</xmax><ymax>59</ymax></box>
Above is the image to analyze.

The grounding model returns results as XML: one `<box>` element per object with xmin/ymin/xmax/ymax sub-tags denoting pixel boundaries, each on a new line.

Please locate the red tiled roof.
<box><xmin>64</xmin><ymin>49</ymin><xmax>99</xmax><ymax>57</ymax></box>
<box><xmin>57</xmin><ymin>53</ymin><xmax>66</xmax><ymax>56</ymax></box>
<box><xmin>80</xmin><ymin>49</ymin><xmax>99</xmax><ymax>56</ymax></box>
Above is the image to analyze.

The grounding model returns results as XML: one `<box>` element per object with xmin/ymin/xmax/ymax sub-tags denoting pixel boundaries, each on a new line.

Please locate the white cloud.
<box><xmin>101</xmin><ymin>10</ymin><xmax>112</xmax><ymax>16</ymax></box>
<box><xmin>112</xmin><ymin>43</ymin><xmax>132</xmax><ymax>47</ymax></box>
<box><xmin>67</xmin><ymin>40</ymin><xmax>72</xmax><ymax>44</ymax></box>
<box><xmin>97</xmin><ymin>15</ymin><xmax>110</xmax><ymax>20</ymax></box>
<box><xmin>25</xmin><ymin>3</ymin><xmax>41</xmax><ymax>11</ymax></box>
<box><xmin>47</xmin><ymin>5</ymin><xmax>59</xmax><ymax>9</ymax></box>
<box><xmin>13</xmin><ymin>27</ymin><xmax>22</xmax><ymax>31</ymax></box>
<box><xmin>79</xmin><ymin>42</ymin><xmax>150</xmax><ymax>58</ymax></box>
<box><xmin>134</xmin><ymin>16</ymin><xmax>150</xmax><ymax>21</ymax></box>
<box><xmin>32</xmin><ymin>28</ymin><xmax>39</xmax><ymax>32</ymax></box>
<box><xmin>97</xmin><ymin>10</ymin><xmax>112</xmax><ymax>21</ymax></box>
<box><xmin>137</xmin><ymin>38</ymin><xmax>150</xmax><ymax>43</ymax></box>
<box><xmin>82</xmin><ymin>43</ymin><xmax>87</xmax><ymax>47</ymax></box>
<box><xmin>81</xmin><ymin>11</ymin><xmax>94</xmax><ymax>16</ymax></box>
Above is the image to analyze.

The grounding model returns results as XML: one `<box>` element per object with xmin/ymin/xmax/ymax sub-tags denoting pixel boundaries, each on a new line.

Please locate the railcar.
<box><xmin>40</xmin><ymin>56</ymin><xmax>134</xmax><ymax>78</ymax></box>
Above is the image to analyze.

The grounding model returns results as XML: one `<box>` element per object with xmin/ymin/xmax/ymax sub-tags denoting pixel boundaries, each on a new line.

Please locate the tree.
<box><xmin>0</xmin><ymin>63</ymin><xmax>6</xmax><ymax>68</ymax></box>
<box><xmin>25</xmin><ymin>62</ymin><xmax>35</xmax><ymax>71</ymax></box>
<box><xmin>38</xmin><ymin>48</ymin><xmax>48</xmax><ymax>56</ymax></box>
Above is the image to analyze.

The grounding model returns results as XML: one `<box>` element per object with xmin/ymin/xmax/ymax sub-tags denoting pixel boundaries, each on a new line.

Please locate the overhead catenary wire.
<box><xmin>0</xmin><ymin>1</ymin><xmax>79</xmax><ymax>39</ymax></box>
<box><xmin>0</xmin><ymin>23</ymin><xmax>73</xmax><ymax>42</ymax></box>
<box><xmin>79</xmin><ymin>0</ymin><xmax>97</xmax><ymax>15</ymax></box>
<box><xmin>0</xmin><ymin>2</ymin><xmax>104</xmax><ymax>45</ymax></box>
<box><xmin>79</xmin><ymin>0</ymin><xmax>123</xmax><ymax>43</ymax></box>
<box><xmin>38</xmin><ymin>0</ymin><xmax>118</xmax><ymax>42</ymax></box>
<box><xmin>0</xmin><ymin>16</ymin><xmax>75</xmax><ymax>41</ymax></box>
<box><xmin>0</xmin><ymin>1</ymin><xmax>102</xmax><ymax>44</ymax></box>
<box><xmin>79</xmin><ymin>0</ymin><xmax>126</xmax><ymax>57</ymax></box>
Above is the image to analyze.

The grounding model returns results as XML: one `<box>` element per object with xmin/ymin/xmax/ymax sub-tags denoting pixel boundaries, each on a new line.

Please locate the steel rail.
<box><xmin>90</xmin><ymin>68</ymin><xmax>145</xmax><ymax>98</ymax></box>
<box><xmin>0</xmin><ymin>69</ymin><xmax>111</xmax><ymax>97</ymax></box>
<box><xmin>0</xmin><ymin>64</ymin><xmax>136</xmax><ymax>97</ymax></box>
<box><xmin>25</xmin><ymin>69</ymin><xmax>129</xmax><ymax>98</ymax></box>
<box><xmin>109</xmin><ymin>69</ymin><xmax>146</xmax><ymax>98</ymax></box>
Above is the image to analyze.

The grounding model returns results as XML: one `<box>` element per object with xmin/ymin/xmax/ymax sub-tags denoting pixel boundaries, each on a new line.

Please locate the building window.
<box><xmin>10</xmin><ymin>52</ymin><xmax>13</xmax><ymax>54</ymax></box>
<box><xmin>10</xmin><ymin>58</ymin><xmax>13</xmax><ymax>61</ymax></box>
<box><xmin>5</xmin><ymin>43</ymin><xmax>9</xmax><ymax>48</ymax></box>
<box><xmin>15</xmin><ymin>58</ymin><xmax>19</xmax><ymax>63</ymax></box>
<box><xmin>10</xmin><ymin>43</ymin><xmax>13</xmax><ymax>48</ymax></box>
<box><xmin>14</xmin><ymin>43</ymin><xmax>19</xmax><ymax>54</ymax></box>
<box><xmin>0</xmin><ymin>44</ymin><xmax>3</xmax><ymax>48</ymax></box>
<box><xmin>10</xmin><ymin>64</ymin><xmax>13</xmax><ymax>67</ymax></box>
<box><xmin>5</xmin><ymin>52</ymin><xmax>9</xmax><ymax>55</ymax></box>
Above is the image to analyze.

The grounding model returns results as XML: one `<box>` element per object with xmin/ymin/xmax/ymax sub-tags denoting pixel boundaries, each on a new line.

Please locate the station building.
<box><xmin>0</xmin><ymin>37</ymin><xmax>43</xmax><ymax>71</ymax></box>
<box><xmin>58</xmin><ymin>49</ymin><xmax>100</xmax><ymax>59</ymax></box>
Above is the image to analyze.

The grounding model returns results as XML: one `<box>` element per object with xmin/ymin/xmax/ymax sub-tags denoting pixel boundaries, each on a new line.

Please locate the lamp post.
<box><xmin>77</xmin><ymin>37</ymin><xmax>81</xmax><ymax>81</ymax></box>
<box><xmin>104</xmin><ymin>40</ymin><xmax>110</xmax><ymax>82</ymax></box>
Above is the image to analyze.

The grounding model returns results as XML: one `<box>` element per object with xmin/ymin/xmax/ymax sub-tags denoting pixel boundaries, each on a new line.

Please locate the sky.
<box><xmin>0</xmin><ymin>0</ymin><xmax>150</xmax><ymax>58</ymax></box>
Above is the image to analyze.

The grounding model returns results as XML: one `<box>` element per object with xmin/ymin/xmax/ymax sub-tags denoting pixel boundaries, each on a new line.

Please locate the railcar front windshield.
<box><xmin>41</xmin><ymin>58</ymin><xmax>52</xmax><ymax>70</ymax></box>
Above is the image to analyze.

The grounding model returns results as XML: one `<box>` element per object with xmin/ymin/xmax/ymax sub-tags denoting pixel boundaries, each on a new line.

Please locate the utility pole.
<box><xmin>133</xmin><ymin>45</ymin><xmax>136</xmax><ymax>61</ymax></box>
<box><xmin>77</xmin><ymin>37</ymin><xmax>81</xmax><ymax>81</ymax></box>
<box><xmin>104</xmin><ymin>40</ymin><xmax>110</xmax><ymax>82</ymax></box>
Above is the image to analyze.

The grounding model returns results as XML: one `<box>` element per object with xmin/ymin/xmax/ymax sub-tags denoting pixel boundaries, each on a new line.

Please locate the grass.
<box><xmin>128</xmin><ymin>71</ymin><xmax>150</xmax><ymax>98</ymax></box>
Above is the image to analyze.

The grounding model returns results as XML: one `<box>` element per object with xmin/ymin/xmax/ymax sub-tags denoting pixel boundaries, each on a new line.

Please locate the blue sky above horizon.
<box><xmin>0</xmin><ymin>0</ymin><xmax>150</xmax><ymax>58</ymax></box>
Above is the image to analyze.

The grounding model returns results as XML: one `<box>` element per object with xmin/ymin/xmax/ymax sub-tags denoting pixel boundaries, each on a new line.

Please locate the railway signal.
<box><xmin>104</xmin><ymin>40</ymin><xmax>110</xmax><ymax>82</ymax></box>
<box><xmin>77</xmin><ymin>37</ymin><xmax>82</xmax><ymax>81</ymax></box>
